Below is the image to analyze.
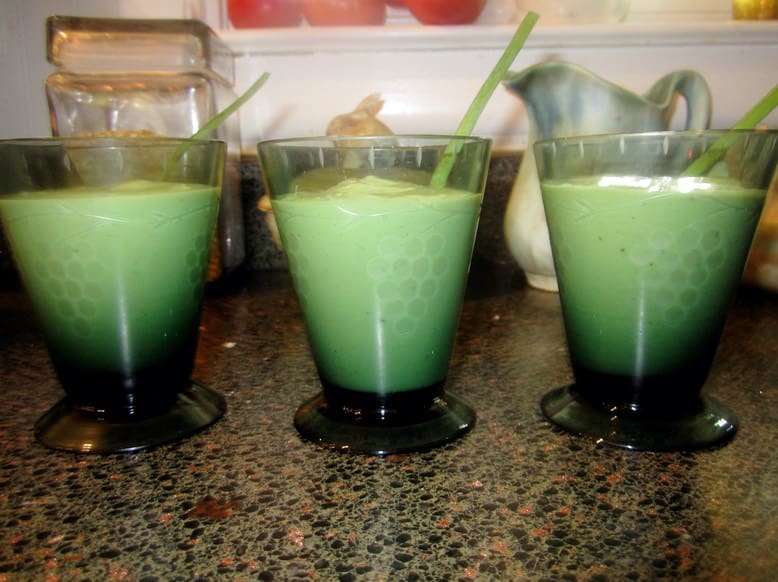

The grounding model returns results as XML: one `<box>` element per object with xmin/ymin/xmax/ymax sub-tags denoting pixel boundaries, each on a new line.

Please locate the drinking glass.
<box><xmin>0</xmin><ymin>138</ymin><xmax>227</xmax><ymax>453</ymax></box>
<box><xmin>258</xmin><ymin>135</ymin><xmax>491</xmax><ymax>454</ymax></box>
<box><xmin>535</xmin><ymin>130</ymin><xmax>778</xmax><ymax>450</ymax></box>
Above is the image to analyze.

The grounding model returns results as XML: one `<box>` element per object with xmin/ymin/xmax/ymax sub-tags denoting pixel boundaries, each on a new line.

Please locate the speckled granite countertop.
<box><xmin>2</xmin><ymin>154</ymin><xmax>777</xmax><ymax>580</ymax></box>
<box><xmin>1</xmin><ymin>258</ymin><xmax>776</xmax><ymax>581</ymax></box>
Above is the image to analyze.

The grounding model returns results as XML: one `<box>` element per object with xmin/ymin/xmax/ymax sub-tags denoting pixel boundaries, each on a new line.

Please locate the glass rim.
<box><xmin>0</xmin><ymin>136</ymin><xmax>225</xmax><ymax>149</ymax></box>
<box><xmin>534</xmin><ymin>129</ymin><xmax>778</xmax><ymax>149</ymax></box>
<box><xmin>257</xmin><ymin>134</ymin><xmax>491</xmax><ymax>149</ymax></box>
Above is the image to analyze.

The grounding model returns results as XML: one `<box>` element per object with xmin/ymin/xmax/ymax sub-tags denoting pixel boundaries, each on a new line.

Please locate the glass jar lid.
<box><xmin>46</xmin><ymin>15</ymin><xmax>234</xmax><ymax>86</ymax></box>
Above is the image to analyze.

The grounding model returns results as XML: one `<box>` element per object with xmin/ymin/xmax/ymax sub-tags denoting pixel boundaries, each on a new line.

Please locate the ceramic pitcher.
<box><xmin>503</xmin><ymin>61</ymin><xmax>712</xmax><ymax>291</ymax></box>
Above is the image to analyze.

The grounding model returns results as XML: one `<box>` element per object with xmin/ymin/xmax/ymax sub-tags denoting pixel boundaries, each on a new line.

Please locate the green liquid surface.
<box><xmin>542</xmin><ymin>175</ymin><xmax>766</xmax><ymax>377</ymax></box>
<box><xmin>272</xmin><ymin>173</ymin><xmax>481</xmax><ymax>394</ymax></box>
<box><xmin>0</xmin><ymin>180</ymin><xmax>219</xmax><ymax>373</ymax></box>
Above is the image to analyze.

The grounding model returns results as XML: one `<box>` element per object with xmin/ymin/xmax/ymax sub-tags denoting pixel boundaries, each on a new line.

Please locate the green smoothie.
<box><xmin>541</xmin><ymin>175</ymin><xmax>766</xmax><ymax>377</ymax></box>
<box><xmin>272</xmin><ymin>174</ymin><xmax>481</xmax><ymax>394</ymax></box>
<box><xmin>0</xmin><ymin>180</ymin><xmax>219</xmax><ymax>374</ymax></box>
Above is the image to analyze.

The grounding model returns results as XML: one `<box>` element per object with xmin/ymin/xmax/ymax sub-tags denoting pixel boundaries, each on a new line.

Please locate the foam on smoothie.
<box><xmin>272</xmin><ymin>174</ymin><xmax>481</xmax><ymax>393</ymax></box>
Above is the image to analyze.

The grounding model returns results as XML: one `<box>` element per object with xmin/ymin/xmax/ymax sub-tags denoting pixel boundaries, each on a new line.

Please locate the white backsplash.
<box><xmin>224</xmin><ymin>20</ymin><xmax>778</xmax><ymax>153</ymax></box>
<box><xmin>0</xmin><ymin>0</ymin><xmax>775</xmax><ymax>149</ymax></box>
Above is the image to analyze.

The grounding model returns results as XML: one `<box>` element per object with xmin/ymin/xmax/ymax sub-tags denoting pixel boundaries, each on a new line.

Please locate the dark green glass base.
<box><xmin>34</xmin><ymin>383</ymin><xmax>226</xmax><ymax>454</ymax></box>
<box><xmin>541</xmin><ymin>385</ymin><xmax>738</xmax><ymax>452</ymax></box>
<box><xmin>294</xmin><ymin>391</ymin><xmax>475</xmax><ymax>455</ymax></box>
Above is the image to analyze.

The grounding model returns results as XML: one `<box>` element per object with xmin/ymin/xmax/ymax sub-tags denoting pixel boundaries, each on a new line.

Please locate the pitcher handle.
<box><xmin>645</xmin><ymin>71</ymin><xmax>713</xmax><ymax>130</ymax></box>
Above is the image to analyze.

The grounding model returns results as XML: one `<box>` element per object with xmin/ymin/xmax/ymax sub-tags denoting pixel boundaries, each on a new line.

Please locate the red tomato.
<box><xmin>385</xmin><ymin>0</ymin><xmax>406</xmax><ymax>6</ymax></box>
<box><xmin>228</xmin><ymin>0</ymin><xmax>303</xmax><ymax>28</ymax></box>
<box><xmin>302</xmin><ymin>0</ymin><xmax>387</xmax><ymax>26</ymax></box>
<box><xmin>404</xmin><ymin>0</ymin><xmax>485</xmax><ymax>24</ymax></box>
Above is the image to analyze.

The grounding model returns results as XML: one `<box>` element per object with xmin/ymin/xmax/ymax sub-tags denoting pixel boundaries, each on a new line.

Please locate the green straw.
<box><xmin>162</xmin><ymin>72</ymin><xmax>270</xmax><ymax>179</ymax></box>
<box><xmin>191</xmin><ymin>72</ymin><xmax>270</xmax><ymax>141</ymax></box>
<box><xmin>683</xmin><ymin>83</ymin><xmax>778</xmax><ymax>176</ymax></box>
<box><xmin>429</xmin><ymin>12</ymin><xmax>540</xmax><ymax>188</ymax></box>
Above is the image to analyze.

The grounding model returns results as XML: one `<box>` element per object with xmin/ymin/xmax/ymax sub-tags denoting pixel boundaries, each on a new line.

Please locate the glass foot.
<box><xmin>34</xmin><ymin>383</ymin><xmax>226</xmax><ymax>454</ymax></box>
<box><xmin>294</xmin><ymin>391</ymin><xmax>475</xmax><ymax>455</ymax></box>
<box><xmin>541</xmin><ymin>385</ymin><xmax>738</xmax><ymax>451</ymax></box>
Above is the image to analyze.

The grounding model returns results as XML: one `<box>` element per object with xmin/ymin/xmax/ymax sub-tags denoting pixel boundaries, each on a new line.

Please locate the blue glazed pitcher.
<box><xmin>503</xmin><ymin>61</ymin><xmax>712</xmax><ymax>291</ymax></box>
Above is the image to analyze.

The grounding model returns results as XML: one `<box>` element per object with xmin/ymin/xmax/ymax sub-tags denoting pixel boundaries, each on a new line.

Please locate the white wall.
<box><xmin>224</xmin><ymin>21</ymin><xmax>778</xmax><ymax>152</ymax></box>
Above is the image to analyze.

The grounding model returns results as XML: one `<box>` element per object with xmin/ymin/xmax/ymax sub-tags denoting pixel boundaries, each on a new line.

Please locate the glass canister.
<box><xmin>45</xmin><ymin>15</ymin><xmax>245</xmax><ymax>280</ymax></box>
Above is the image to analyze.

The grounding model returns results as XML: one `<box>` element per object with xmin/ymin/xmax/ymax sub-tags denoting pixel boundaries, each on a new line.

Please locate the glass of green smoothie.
<box><xmin>258</xmin><ymin>135</ymin><xmax>491</xmax><ymax>454</ymax></box>
<box><xmin>534</xmin><ymin>130</ymin><xmax>778</xmax><ymax>451</ymax></box>
<box><xmin>0</xmin><ymin>137</ymin><xmax>227</xmax><ymax>453</ymax></box>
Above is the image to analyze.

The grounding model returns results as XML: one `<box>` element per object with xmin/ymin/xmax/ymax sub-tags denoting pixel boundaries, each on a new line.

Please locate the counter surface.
<box><xmin>1</xmin><ymin>266</ymin><xmax>776</xmax><ymax>581</ymax></box>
